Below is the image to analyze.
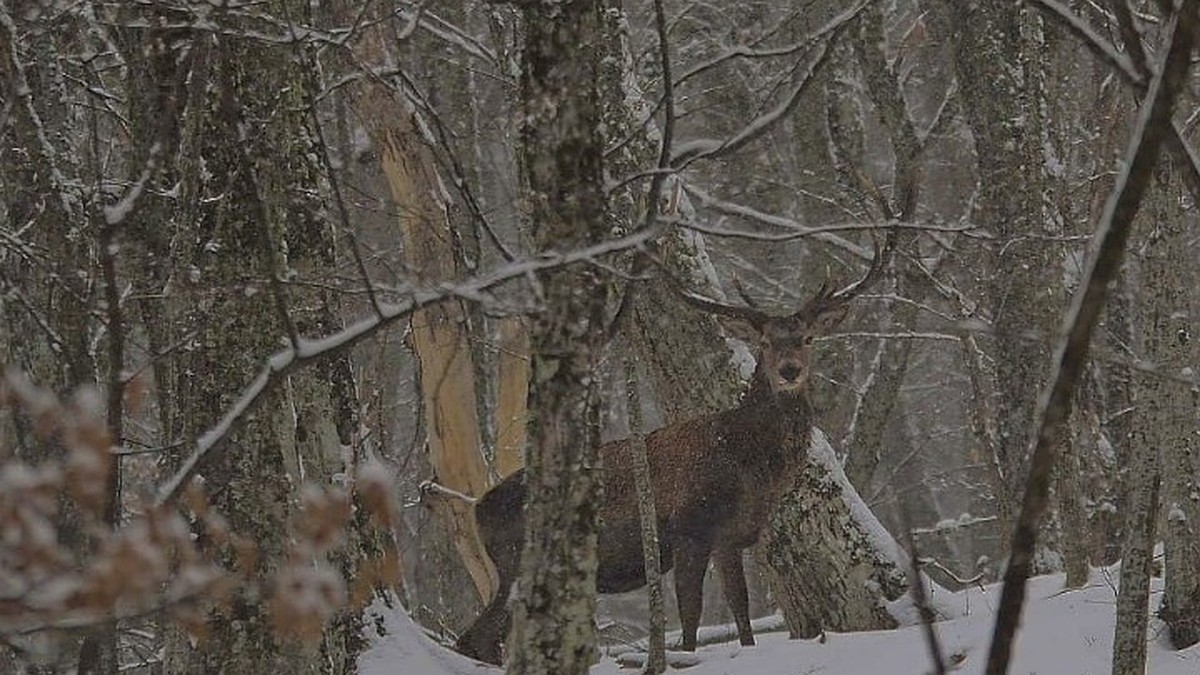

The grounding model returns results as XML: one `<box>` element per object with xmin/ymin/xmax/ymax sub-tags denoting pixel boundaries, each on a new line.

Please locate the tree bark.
<box><xmin>950</xmin><ymin>0</ymin><xmax>1055</xmax><ymax>535</ymax></box>
<box><xmin>759</xmin><ymin>430</ymin><xmax>910</xmax><ymax>638</ymax></box>
<box><xmin>1140</xmin><ymin>171</ymin><xmax>1200</xmax><ymax>650</ymax></box>
<box><xmin>160</xmin><ymin>24</ymin><xmax>306</xmax><ymax>673</ymax></box>
<box><xmin>0</xmin><ymin>5</ymin><xmax>103</xmax><ymax>670</ymax></box>
<box><xmin>506</xmin><ymin>2</ymin><xmax>611</xmax><ymax>672</ymax></box>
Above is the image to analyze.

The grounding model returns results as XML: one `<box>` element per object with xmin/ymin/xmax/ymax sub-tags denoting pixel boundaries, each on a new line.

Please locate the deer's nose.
<box><xmin>779</xmin><ymin>364</ymin><xmax>801</xmax><ymax>382</ymax></box>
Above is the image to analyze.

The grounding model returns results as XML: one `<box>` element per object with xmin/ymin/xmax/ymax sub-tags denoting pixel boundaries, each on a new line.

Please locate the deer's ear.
<box><xmin>811</xmin><ymin>304</ymin><xmax>851</xmax><ymax>333</ymax></box>
<box><xmin>715</xmin><ymin>315</ymin><xmax>762</xmax><ymax>343</ymax></box>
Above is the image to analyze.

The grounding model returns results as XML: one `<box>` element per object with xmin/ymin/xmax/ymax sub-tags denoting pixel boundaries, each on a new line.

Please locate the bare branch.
<box><xmin>155</xmin><ymin>229</ymin><xmax>658</xmax><ymax>506</ymax></box>
<box><xmin>985</xmin><ymin>6</ymin><xmax>1198</xmax><ymax>674</ymax></box>
<box><xmin>1030</xmin><ymin>0</ymin><xmax>1200</xmax><ymax>201</ymax></box>
<box><xmin>683</xmin><ymin>184</ymin><xmax>870</xmax><ymax>259</ymax></box>
<box><xmin>671</xmin><ymin>38</ymin><xmax>837</xmax><ymax>167</ymax></box>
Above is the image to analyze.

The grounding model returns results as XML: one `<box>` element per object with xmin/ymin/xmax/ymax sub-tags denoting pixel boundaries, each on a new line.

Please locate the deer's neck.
<box><xmin>737</xmin><ymin>375</ymin><xmax>814</xmax><ymax>454</ymax></box>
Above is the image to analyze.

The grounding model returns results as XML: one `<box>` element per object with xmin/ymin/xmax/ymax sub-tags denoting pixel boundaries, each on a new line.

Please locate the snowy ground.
<box><xmin>358</xmin><ymin>567</ymin><xmax>1200</xmax><ymax>674</ymax></box>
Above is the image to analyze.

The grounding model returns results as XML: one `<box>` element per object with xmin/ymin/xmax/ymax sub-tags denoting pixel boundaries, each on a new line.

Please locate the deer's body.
<box><xmin>455</xmin><ymin>241</ymin><xmax>890</xmax><ymax>666</ymax></box>
<box><xmin>456</xmin><ymin>375</ymin><xmax>814</xmax><ymax>665</ymax></box>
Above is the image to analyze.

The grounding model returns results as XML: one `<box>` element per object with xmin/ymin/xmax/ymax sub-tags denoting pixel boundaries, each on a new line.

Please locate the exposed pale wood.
<box><xmin>355</xmin><ymin>63</ymin><xmax>497</xmax><ymax>602</ymax></box>
<box><xmin>493</xmin><ymin>316</ymin><xmax>529</xmax><ymax>479</ymax></box>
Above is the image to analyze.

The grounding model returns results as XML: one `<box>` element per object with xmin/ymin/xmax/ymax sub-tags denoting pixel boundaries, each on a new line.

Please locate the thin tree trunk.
<box><xmin>623</xmin><ymin>350</ymin><xmax>666</xmax><ymax>673</ymax></box>
<box><xmin>1111</xmin><ymin>432</ymin><xmax>1161</xmax><ymax>675</ymax></box>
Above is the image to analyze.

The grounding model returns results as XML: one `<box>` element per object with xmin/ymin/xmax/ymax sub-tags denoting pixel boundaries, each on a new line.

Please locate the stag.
<box><xmin>455</xmin><ymin>246</ymin><xmax>889</xmax><ymax>665</ymax></box>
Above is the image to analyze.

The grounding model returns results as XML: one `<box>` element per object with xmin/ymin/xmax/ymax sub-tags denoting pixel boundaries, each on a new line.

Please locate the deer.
<box><xmin>454</xmin><ymin>244</ymin><xmax>890</xmax><ymax>665</ymax></box>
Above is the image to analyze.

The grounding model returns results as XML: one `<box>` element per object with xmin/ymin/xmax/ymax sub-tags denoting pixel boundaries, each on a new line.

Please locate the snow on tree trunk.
<box><xmin>505</xmin><ymin>2</ymin><xmax>611</xmax><ymax>673</ymax></box>
<box><xmin>760</xmin><ymin>429</ymin><xmax>912</xmax><ymax>638</ymax></box>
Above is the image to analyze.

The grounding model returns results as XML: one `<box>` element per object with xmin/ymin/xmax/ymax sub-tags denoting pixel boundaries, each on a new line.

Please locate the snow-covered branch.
<box><xmin>155</xmin><ymin>230</ymin><xmax>657</xmax><ymax>506</ymax></box>
<box><xmin>684</xmin><ymin>185</ymin><xmax>870</xmax><ymax>259</ymax></box>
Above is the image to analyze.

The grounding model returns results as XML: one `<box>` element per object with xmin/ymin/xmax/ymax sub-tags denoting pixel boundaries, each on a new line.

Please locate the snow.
<box><xmin>359</xmin><ymin>568</ymin><xmax>1200</xmax><ymax>675</ymax></box>
<box><xmin>807</xmin><ymin>429</ymin><xmax>911</xmax><ymax>579</ymax></box>
<box><xmin>357</xmin><ymin>596</ymin><xmax>493</xmax><ymax>675</ymax></box>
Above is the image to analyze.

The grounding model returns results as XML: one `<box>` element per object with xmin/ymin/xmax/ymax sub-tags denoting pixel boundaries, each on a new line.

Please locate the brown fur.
<box><xmin>454</xmin><ymin>242</ymin><xmax>892</xmax><ymax>664</ymax></box>
<box><xmin>455</xmin><ymin>321</ymin><xmax>827</xmax><ymax>665</ymax></box>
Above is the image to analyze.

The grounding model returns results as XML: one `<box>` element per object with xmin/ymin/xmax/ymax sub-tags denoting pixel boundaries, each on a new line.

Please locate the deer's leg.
<box><xmin>714</xmin><ymin>547</ymin><xmax>754</xmax><ymax>646</ymax></box>
<box><xmin>674</xmin><ymin>535</ymin><xmax>713</xmax><ymax>651</ymax></box>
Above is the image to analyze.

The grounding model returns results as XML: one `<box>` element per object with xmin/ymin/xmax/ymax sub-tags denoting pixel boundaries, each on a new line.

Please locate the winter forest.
<box><xmin>3</xmin><ymin>0</ymin><xmax>1200</xmax><ymax>674</ymax></box>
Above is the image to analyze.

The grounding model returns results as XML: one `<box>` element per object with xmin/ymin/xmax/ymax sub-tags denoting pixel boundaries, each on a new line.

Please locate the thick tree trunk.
<box><xmin>760</xmin><ymin>430</ymin><xmax>910</xmax><ymax>638</ymax></box>
<box><xmin>379</xmin><ymin>105</ymin><xmax>497</xmax><ymax>602</ymax></box>
<box><xmin>1113</xmin><ymin>150</ymin><xmax>1176</xmax><ymax>675</ymax></box>
<box><xmin>352</xmin><ymin>28</ymin><xmax>500</xmax><ymax>606</ymax></box>
<box><xmin>153</xmin><ymin>4</ymin><xmax>380</xmax><ymax>668</ymax></box>
<box><xmin>506</xmin><ymin>2</ymin><xmax>610</xmax><ymax>672</ymax></box>
<box><xmin>950</xmin><ymin>0</ymin><xmax>1056</xmax><ymax>535</ymax></box>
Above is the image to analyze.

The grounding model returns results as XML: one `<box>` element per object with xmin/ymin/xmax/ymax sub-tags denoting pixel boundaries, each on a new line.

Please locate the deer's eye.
<box><xmin>804</xmin><ymin>335</ymin><xmax>815</xmax><ymax>345</ymax></box>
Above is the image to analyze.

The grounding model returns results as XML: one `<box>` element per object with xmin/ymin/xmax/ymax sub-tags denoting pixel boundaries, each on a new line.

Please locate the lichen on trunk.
<box><xmin>760</xmin><ymin>430</ymin><xmax>909</xmax><ymax>638</ymax></box>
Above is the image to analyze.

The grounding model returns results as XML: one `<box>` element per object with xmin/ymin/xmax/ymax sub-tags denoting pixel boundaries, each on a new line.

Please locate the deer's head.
<box><xmin>677</xmin><ymin>241</ymin><xmax>892</xmax><ymax>397</ymax></box>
